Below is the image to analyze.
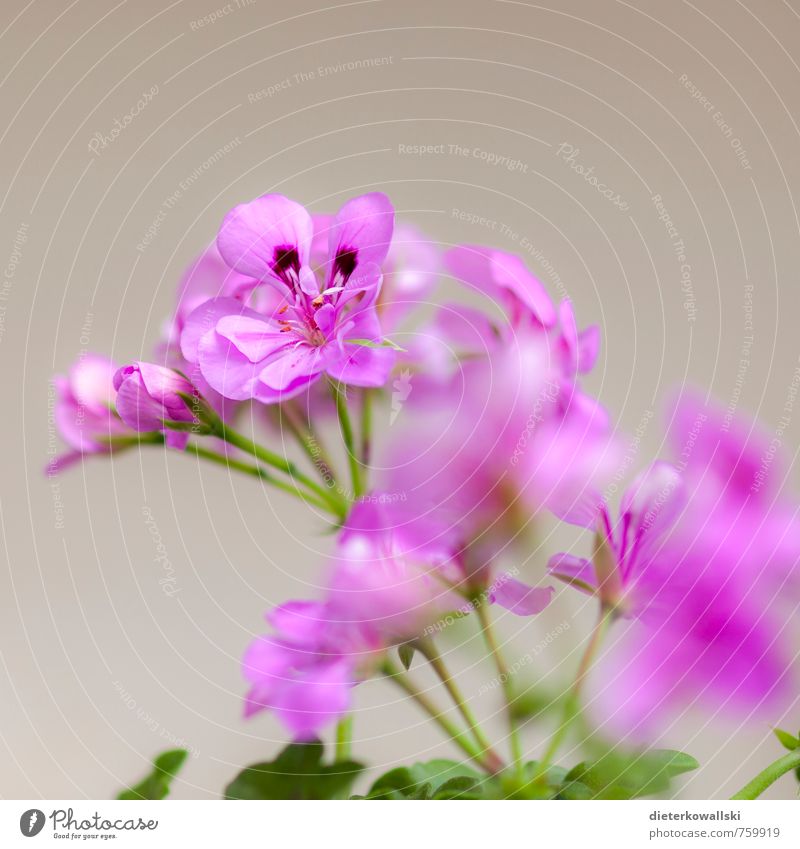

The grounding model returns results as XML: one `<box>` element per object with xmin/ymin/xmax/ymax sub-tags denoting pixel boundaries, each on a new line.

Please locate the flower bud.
<box><xmin>113</xmin><ymin>362</ymin><xmax>200</xmax><ymax>448</ymax></box>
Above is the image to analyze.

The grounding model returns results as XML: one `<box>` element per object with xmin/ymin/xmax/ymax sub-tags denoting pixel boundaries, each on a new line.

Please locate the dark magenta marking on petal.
<box><xmin>271</xmin><ymin>244</ymin><xmax>300</xmax><ymax>278</ymax></box>
<box><xmin>334</xmin><ymin>245</ymin><xmax>358</xmax><ymax>280</ymax></box>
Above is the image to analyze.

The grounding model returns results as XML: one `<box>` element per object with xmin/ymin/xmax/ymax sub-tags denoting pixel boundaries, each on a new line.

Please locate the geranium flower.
<box><xmin>547</xmin><ymin>461</ymin><xmax>685</xmax><ymax>612</ymax></box>
<box><xmin>551</xmin><ymin>396</ymin><xmax>799</xmax><ymax>733</ymax></box>
<box><xmin>243</xmin><ymin>500</ymin><xmax>553</xmax><ymax>738</ymax></box>
<box><xmin>381</xmin><ymin>327</ymin><xmax>619</xmax><ymax>572</ymax></box>
<box><xmin>181</xmin><ymin>193</ymin><xmax>397</xmax><ymax>403</ymax></box>
<box><xmin>47</xmin><ymin>354</ymin><xmax>133</xmax><ymax>474</ymax></box>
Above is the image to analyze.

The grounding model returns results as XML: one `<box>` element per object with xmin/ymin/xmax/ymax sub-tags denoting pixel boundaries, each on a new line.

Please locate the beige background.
<box><xmin>1</xmin><ymin>0</ymin><xmax>800</xmax><ymax>799</ymax></box>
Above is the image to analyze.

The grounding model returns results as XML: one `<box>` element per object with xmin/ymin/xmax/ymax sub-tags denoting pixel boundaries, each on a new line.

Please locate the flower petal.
<box><xmin>489</xmin><ymin>576</ymin><xmax>554</xmax><ymax>616</ymax></box>
<box><xmin>217</xmin><ymin>194</ymin><xmax>313</xmax><ymax>281</ymax></box>
<box><xmin>445</xmin><ymin>245</ymin><xmax>557</xmax><ymax>327</ymax></box>
<box><xmin>328</xmin><ymin>192</ymin><xmax>395</xmax><ymax>277</ymax></box>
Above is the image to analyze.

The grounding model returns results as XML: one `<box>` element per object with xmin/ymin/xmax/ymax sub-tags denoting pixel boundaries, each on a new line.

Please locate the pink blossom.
<box><xmin>550</xmin><ymin>396</ymin><xmax>799</xmax><ymax>732</ymax></box>
<box><xmin>182</xmin><ymin>193</ymin><xmax>397</xmax><ymax>403</ymax></box>
<box><xmin>47</xmin><ymin>354</ymin><xmax>132</xmax><ymax>474</ymax></box>
<box><xmin>243</xmin><ymin>500</ymin><xmax>552</xmax><ymax>738</ymax></box>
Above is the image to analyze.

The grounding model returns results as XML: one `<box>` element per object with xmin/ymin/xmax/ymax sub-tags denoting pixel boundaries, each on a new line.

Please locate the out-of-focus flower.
<box><xmin>381</xmin><ymin>326</ymin><xmax>619</xmax><ymax>574</ymax></box>
<box><xmin>182</xmin><ymin>193</ymin><xmax>397</xmax><ymax>403</ymax></box>
<box><xmin>47</xmin><ymin>354</ymin><xmax>133</xmax><ymax>474</ymax></box>
<box><xmin>242</xmin><ymin>600</ymin><xmax>375</xmax><ymax>740</ymax></box>
<box><xmin>444</xmin><ymin>245</ymin><xmax>600</xmax><ymax>377</ymax></box>
<box><xmin>243</xmin><ymin>499</ymin><xmax>552</xmax><ymax>738</ymax></box>
<box><xmin>548</xmin><ymin>461</ymin><xmax>684</xmax><ymax>612</ymax></box>
<box><xmin>113</xmin><ymin>362</ymin><xmax>200</xmax><ymax>449</ymax></box>
<box><xmin>551</xmin><ymin>394</ymin><xmax>799</xmax><ymax>734</ymax></box>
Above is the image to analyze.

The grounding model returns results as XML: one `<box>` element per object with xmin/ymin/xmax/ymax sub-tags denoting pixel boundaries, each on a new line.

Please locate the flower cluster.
<box><xmin>49</xmin><ymin>191</ymin><xmax>800</xmax><ymax>795</ymax></box>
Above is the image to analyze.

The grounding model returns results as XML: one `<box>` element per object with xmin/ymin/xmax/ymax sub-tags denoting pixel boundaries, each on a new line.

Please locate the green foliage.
<box><xmin>225</xmin><ymin>740</ymin><xmax>363</xmax><ymax>800</ymax></box>
<box><xmin>558</xmin><ymin>749</ymin><xmax>699</xmax><ymax>800</ymax></box>
<box><xmin>773</xmin><ymin>728</ymin><xmax>799</xmax><ymax>751</ymax></box>
<box><xmin>117</xmin><ymin>749</ymin><xmax>188</xmax><ymax>800</ymax></box>
<box><xmin>358</xmin><ymin>759</ymin><xmax>484</xmax><ymax>799</ymax></box>
<box><xmin>397</xmin><ymin>643</ymin><xmax>416</xmax><ymax>671</ymax></box>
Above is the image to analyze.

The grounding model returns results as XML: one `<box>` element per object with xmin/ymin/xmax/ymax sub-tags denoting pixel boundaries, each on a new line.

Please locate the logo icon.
<box><xmin>19</xmin><ymin>809</ymin><xmax>45</xmax><ymax>837</ymax></box>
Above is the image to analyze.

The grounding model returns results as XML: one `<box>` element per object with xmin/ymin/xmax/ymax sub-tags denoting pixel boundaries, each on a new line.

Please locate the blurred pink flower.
<box><xmin>47</xmin><ymin>354</ymin><xmax>132</xmax><ymax>474</ymax></box>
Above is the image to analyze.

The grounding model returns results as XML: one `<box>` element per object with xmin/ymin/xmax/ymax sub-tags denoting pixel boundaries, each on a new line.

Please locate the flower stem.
<box><xmin>416</xmin><ymin>639</ymin><xmax>505</xmax><ymax>773</ymax></box>
<box><xmin>185</xmin><ymin>443</ymin><xmax>332</xmax><ymax>512</ymax></box>
<box><xmin>275</xmin><ymin>403</ymin><xmax>348</xmax><ymax>513</ymax></box>
<box><xmin>535</xmin><ymin>607</ymin><xmax>613</xmax><ymax>778</ymax></box>
<box><xmin>334</xmin><ymin>715</ymin><xmax>353</xmax><ymax>762</ymax></box>
<box><xmin>730</xmin><ymin>749</ymin><xmax>800</xmax><ymax>799</ymax></box>
<box><xmin>330</xmin><ymin>381</ymin><xmax>363</xmax><ymax>499</ymax></box>
<box><xmin>382</xmin><ymin>659</ymin><xmax>503</xmax><ymax>774</ymax></box>
<box><xmin>475</xmin><ymin>602</ymin><xmax>524</xmax><ymax>781</ymax></box>
<box><xmin>211</xmin><ymin>421</ymin><xmax>345</xmax><ymax>519</ymax></box>
<box><xmin>360</xmin><ymin>388</ymin><xmax>373</xmax><ymax>471</ymax></box>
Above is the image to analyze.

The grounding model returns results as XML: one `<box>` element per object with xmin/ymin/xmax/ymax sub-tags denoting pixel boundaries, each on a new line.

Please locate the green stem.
<box><xmin>185</xmin><ymin>443</ymin><xmax>331</xmax><ymax>511</ymax></box>
<box><xmin>417</xmin><ymin>639</ymin><xmax>505</xmax><ymax>773</ymax></box>
<box><xmin>212</xmin><ymin>421</ymin><xmax>344</xmax><ymax>518</ymax></box>
<box><xmin>730</xmin><ymin>749</ymin><xmax>800</xmax><ymax>799</ymax></box>
<box><xmin>382</xmin><ymin>659</ymin><xmax>502</xmax><ymax>774</ymax></box>
<box><xmin>475</xmin><ymin>602</ymin><xmax>524</xmax><ymax>781</ymax></box>
<box><xmin>536</xmin><ymin>607</ymin><xmax>613</xmax><ymax>778</ymax></box>
<box><xmin>360</xmin><ymin>388</ymin><xmax>373</xmax><ymax>472</ymax></box>
<box><xmin>276</xmin><ymin>404</ymin><xmax>348</xmax><ymax>513</ymax></box>
<box><xmin>334</xmin><ymin>715</ymin><xmax>353</xmax><ymax>762</ymax></box>
<box><xmin>331</xmin><ymin>381</ymin><xmax>363</xmax><ymax>499</ymax></box>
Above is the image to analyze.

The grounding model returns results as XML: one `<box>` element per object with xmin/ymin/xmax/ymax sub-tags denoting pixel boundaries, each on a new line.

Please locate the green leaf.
<box><xmin>366</xmin><ymin>759</ymin><xmax>482</xmax><ymax>799</ymax></box>
<box><xmin>563</xmin><ymin>749</ymin><xmax>699</xmax><ymax>800</ymax></box>
<box><xmin>773</xmin><ymin>728</ymin><xmax>799</xmax><ymax>751</ymax></box>
<box><xmin>397</xmin><ymin>643</ymin><xmax>415</xmax><ymax>670</ymax></box>
<box><xmin>346</xmin><ymin>337</ymin><xmax>407</xmax><ymax>352</ymax></box>
<box><xmin>225</xmin><ymin>740</ymin><xmax>363</xmax><ymax>800</ymax></box>
<box><xmin>433</xmin><ymin>776</ymin><xmax>484</xmax><ymax>799</ymax></box>
<box><xmin>118</xmin><ymin>748</ymin><xmax>188</xmax><ymax>800</ymax></box>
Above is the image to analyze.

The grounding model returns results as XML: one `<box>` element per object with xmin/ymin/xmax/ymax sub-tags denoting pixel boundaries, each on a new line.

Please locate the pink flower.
<box><xmin>548</xmin><ymin>461</ymin><xmax>685</xmax><ymax>611</ymax></box>
<box><xmin>550</xmin><ymin>396</ymin><xmax>799</xmax><ymax>733</ymax></box>
<box><xmin>444</xmin><ymin>245</ymin><xmax>600</xmax><ymax>377</ymax></box>
<box><xmin>381</xmin><ymin>328</ymin><xmax>619</xmax><ymax>572</ymax></box>
<box><xmin>242</xmin><ymin>601</ymin><xmax>371</xmax><ymax>740</ymax></box>
<box><xmin>182</xmin><ymin>193</ymin><xmax>397</xmax><ymax>403</ymax></box>
<box><xmin>47</xmin><ymin>354</ymin><xmax>132</xmax><ymax>474</ymax></box>
<box><xmin>243</xmin><ymin>499</ymin><xmax>553</xmax><ymax>738</ymax></box>
<box><xmin>113</xmin><ymin>362</ymin><xmax>198</xmax><ymax>449</ymax></box>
